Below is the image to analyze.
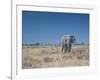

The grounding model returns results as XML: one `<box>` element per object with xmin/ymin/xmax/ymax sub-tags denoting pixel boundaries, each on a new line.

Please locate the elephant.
<box><xmin>61</xmin><ymin>35</ymin><xmax>76</xmax><ymax>53</ymax></box>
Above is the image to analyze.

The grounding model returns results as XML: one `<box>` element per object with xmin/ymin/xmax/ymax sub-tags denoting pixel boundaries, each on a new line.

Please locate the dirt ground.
<box><xmin>22</xmin><ymin>45</ymin><xmax>89</xmax><ymax>69</ymax></box>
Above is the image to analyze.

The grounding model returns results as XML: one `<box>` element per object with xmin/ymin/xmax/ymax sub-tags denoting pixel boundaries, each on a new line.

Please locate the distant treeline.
<box><xmin>22</xmin><ymin>43</ymin><xmax>59</xmax><ymax>46</ymax></box>
<box><xmin>22</xmin><ymin>42</ymin><xmax>89</xmax><ymax>46</ymax></box>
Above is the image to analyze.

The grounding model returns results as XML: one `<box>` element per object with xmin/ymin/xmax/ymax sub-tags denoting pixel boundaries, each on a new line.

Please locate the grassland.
<box><xmin>22</xmin><ymin>45</ymin><xmax>89</xmax><ymax>69</ymax></box>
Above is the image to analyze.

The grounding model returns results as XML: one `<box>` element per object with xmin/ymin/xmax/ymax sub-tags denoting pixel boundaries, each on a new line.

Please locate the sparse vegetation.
<box><xmin>22</xmin><ymin>45</ymin><xmax>89</xmax><ymax>69</ymax></box>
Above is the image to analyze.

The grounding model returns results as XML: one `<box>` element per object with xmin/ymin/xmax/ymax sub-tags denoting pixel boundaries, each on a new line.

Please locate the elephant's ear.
<box><xmin>71</xmin><ymin>36</ymin><xmax>76</xmax><ymax>43</ymax></box>
<box><xmin>73</xmin><ymin>36</ymin><xmax>76</xmax><ymax>42</ymax></box>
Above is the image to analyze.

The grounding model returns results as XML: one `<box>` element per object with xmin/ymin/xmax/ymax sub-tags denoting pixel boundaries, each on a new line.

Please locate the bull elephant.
<box><xmin>61</xmin><ymin>35</ymin><xmax>76</xmax><ymax>53</ymax></box>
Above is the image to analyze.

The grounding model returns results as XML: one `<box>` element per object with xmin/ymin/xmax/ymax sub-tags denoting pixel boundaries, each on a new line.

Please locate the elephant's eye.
<box><xmin>65</xmin><ymin>40</ymin><xmax>67</xmax><ymax>41</ymax></box>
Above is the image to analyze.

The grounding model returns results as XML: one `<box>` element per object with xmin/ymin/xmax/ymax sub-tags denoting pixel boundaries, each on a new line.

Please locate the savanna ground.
<box><xmin>22</xmin><ymin>45</ymin><xmax>89</xmax><ymax>69</ymax></box>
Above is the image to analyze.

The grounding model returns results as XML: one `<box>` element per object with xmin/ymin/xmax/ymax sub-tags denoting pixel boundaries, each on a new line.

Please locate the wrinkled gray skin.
<box><xmin>61</xmin><ymin>35</ymin><xmax>76</xmax><ymax>53</ymax></box>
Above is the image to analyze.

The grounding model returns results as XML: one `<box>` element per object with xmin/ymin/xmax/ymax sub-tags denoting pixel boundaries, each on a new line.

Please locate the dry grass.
<box><xmin>22</xmin><ymin>45</ymin><xmax>89</xmax><ymax>69</ymax></box>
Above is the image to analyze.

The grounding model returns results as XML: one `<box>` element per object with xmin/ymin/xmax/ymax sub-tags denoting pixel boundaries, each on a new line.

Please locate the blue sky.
<box><xmin>22</xmin><ymin>11</ymin><xmax>89</xmax><ymax>44</ymax></box>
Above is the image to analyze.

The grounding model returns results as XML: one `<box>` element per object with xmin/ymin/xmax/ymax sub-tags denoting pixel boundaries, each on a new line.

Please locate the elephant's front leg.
<box><xmin>62</xmin><ymin>44</ymin><xmax>67</xmax><ymax>53</ymax></box>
